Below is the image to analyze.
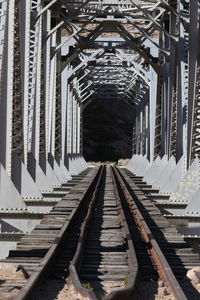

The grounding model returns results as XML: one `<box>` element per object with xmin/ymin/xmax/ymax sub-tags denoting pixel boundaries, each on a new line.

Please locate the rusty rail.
<box><xmin>14</xmin><ymin>167</ymin><xmax>103</xmax><ymax>300</ymax></box>
<box><xmin>69</xmin><ymin>166</ymin><xmax>138</xmax><ymax>300</ymax></box>
<box><xmin>69</xmin><ymin>166</ymin><xmax>105</xmax><ymax>300</ymax></box>
<box><xmin>105</xmin><ymin>167</ymin><xmax>138</xmax><ymax>300</ymax></box>
<box><xmin>113</xmin><ymin>167</ymin><xmax>187</xmax><ymax>300</ymax></box>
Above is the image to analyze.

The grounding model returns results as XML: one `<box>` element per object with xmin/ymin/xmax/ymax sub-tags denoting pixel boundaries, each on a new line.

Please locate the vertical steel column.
<box><xmin>77</xmin><ymin>103</ymin><xmax>81</xmax><ymax>154</ymax></box>
<box><xmin>149</xmin><ymin>67</ymin><xmax>157</xmax><ymax>163</ymax></box>
<box><xmin>28</xmin><ymin>0</ymin><xmax>42</xmax><ymax>162</ymax></box>
<box><xmin>135</xmin><ymin>110</ymin><xmax>140</xmax><ymax>155</ymax></box>
<box><xmin>39</xmin><ymin>16</ymin><xmax>47</xmax><ymax>159</ymax></box>
<box><xmin>176</xmin><ymin>0</ymin><xmax>189</xmax><ymax>162</ymax></box>
<box><xmin>0</xmin><ymin>1</ymin><xmax>8</xmax><ymax>75</ymax></box>
<box><xmin>132</xmin><ymin>120</ymin><xmax>136</xmax><ymax>156</ymax></box>
<box><xmin>54</xmin><ymin>26</ymin><xmax>62</xmax><ymax>161</ymax></box>
<box><xmin>160</xmin><ymin>20</ymin><xmax>168</xmax><ymax>157</ymax></box>
<box><xmin>67</xmin><ymin>85</ymin><xmax>72</xmax><ymax>154</ymax></box>
<box><xmin>154</xmin><ymin>71</ymin><xmax>163</xmax><ymax>158</ymax></box>
<box><xmin>0</xmin><ymin>0</ymin><xmax>14</xmax><ymax>175</ymax></box>
<box><xmin>146</xmin><ymin>89</ymin><xmax>150</xmax><ymax>160</ymax></box>
<box><xmin>188</xmin><ymin>0</ymin><xmax>200</xmax><ymax>165</ymax></box>
<box><xmin>75</xmin><ymin>99</ymin><xmax>78</xmax><ymax>154</ymax></box>
<box><xmin>139</xmin><ymin>104</ymin><xmax>143</xmax><ymax>154</ymax></box>
<box><xmin>162</xmin><ymin>17</ymin><xmax>171</xmax><ymax>158</ymax></box>
<box><xmin>20</xmin><ymin>0</ymin><xmax>31</xmax><ymax>167</ymax></box>
<box><xmin>190</xmin><ymin>10</ymin><xmax>200</xmax><ymax>162</ymax></box>
<box><xmin>79</xmin><ymin>104</ymin><xmax>83</xmax><ymax>155</ymax></box>
<box><xmin>154</xmin><ymin>22</ymin><xmax>165</xmax><ymax>159</ymax></box>
<box><xmin>36</xmin><ymin>7</ymin><xmax>51</xmax><ymax>171</ymax></box>
<box><xmin>72</xmin><ymin>94</ymin><xmax>76</xmax><ymax>154</ymax></box>
<box><xmin>144</xmin><ymin>94</ymin><xmax>149</xmax><ymax>156</ymax></box>
<box><xmin>44</xmin><ymin>10</ymin><xmax>51</xmax><ymax>160</ymax></box>
<box><xmin>141</xmin><ymin>100</ymin><xmax>146</xmax><ymax>155</ymax></box>
<box><xmin>34</xmin><ymin>5</ymin><xmax>42</xmax><ymax>163</ymax></box>
<box><xmin>72</xmin><ymin>96</ymin><xmax>75</xmax><ymax>154</ymax></box>
<box><xmin>11</xmin><ymin>1</ymin><xmax>24</xmax><ymax>176</ymax></box>
<box><xmin>168</xmin><ymin>11</ymin><xmax>177</xmax><ymax>159</ymax></box>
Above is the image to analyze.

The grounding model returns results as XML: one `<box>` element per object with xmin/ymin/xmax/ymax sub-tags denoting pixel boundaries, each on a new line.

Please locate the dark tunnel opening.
<box><xmin>83</xmin><ymin>98</ymin><xmax>135</xmax><ymax>162</ymax></box>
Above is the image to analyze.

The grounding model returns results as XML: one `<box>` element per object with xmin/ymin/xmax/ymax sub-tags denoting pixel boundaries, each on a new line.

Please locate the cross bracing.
<box><xmin>0</xmin><ymin>0</ymin><xmax>200</xmax><ymax>248</ymax></box>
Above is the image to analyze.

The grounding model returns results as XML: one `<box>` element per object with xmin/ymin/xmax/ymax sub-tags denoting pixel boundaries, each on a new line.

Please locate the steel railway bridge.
<box><xmin>0</xmin><ymin>0</ymin><xmax>200</xmax><ymax>265</ymax></box>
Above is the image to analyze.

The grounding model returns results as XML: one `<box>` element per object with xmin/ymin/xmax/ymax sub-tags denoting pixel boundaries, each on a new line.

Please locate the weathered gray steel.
<box><xmin>1</xmin><ymin>0</ymin><xmax>200</xmax><ymax>266</ymax></box>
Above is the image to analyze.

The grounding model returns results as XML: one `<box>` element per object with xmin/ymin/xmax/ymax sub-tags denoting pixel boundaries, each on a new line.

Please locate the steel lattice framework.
<box><xmin>0</xmin><ymin>0</ymin><xmax>200</xmax><ymax>223</ymax></box>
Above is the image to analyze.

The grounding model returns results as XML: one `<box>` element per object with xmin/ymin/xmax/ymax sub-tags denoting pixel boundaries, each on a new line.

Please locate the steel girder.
<box><xmin>54</xmin><ymin>0</ymin><xmax>174</xmax><ymax>163</ymax></box>
<box><xmin>58</xmin><ymin>0</ymin><xmax>200</xmax><ymax>168</ymax></box>
<box><xmin>0</xmin><ymin>0</ymin><xmax>200</xmax><ymax>207</ymax></box>
<box><xmin>0</xmin><ymin>0</ymin><xmax>88</xmax><ymax>209</ymax></box>
<box><xmin>189</xmin><ymin>1</ymin><xmax>200</xmax><ymax>165</ymax></box>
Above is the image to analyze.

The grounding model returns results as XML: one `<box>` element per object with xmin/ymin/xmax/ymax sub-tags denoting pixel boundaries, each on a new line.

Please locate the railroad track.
<box><xmin>0</xmin><ymin>166</ymin><xmax>200</xmax><ymax>300</ymax></box>
<box><xmin>69</xmin><ymin>166</ymin><xmax>138</xmax><ymax>300</ymax></box>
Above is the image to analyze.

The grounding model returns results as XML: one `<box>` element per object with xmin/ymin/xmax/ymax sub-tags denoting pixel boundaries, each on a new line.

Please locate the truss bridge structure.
<box><xmin>1</xmin><ymin>0</ymin><xmax>200</xmax><ymax>256</ymax></box>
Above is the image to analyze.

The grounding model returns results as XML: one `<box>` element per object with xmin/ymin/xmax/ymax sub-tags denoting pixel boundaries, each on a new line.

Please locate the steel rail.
<box><xmin>69</xmin><ymin>166</ymin><xmax>138</xmax><ymax>300</ymax></box>
<box><xmin>69</xmin><ymin>166</ymin><xmax>105</xmax><ymax>300</ymax></box>
<box><xmin>105</xmin><ymin>167</ymin><xmax>138</xmax><ymax>300</ymax></box>
<box><xmin>14</xmin><ymin>167</ymin><xmax>103</xmax><ymax>300</ymax></box>
<box><xmin>113</xmin><ymin>167</ymin><xmax>187</xmax><ymax>300</ymax></box>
